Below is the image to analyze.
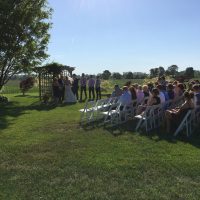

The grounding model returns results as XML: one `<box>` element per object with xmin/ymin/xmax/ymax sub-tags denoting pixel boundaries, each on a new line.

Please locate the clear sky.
<box><xmin>47</xmin><ymin>0</ymin><xmax>200</xmax><ymax>75</ymax></box>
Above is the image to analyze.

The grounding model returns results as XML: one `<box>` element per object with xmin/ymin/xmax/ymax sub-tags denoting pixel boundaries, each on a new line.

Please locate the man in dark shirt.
<box><xmin>72</xmin><ymin>74</ymin><xmax>79</xmax><ymax>100</ymax></box>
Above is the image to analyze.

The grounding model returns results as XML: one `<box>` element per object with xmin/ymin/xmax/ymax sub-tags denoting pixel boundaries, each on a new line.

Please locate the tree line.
<box><xmin>100</xmin><ymin>66</ymin><xmax>199</xmax><ymax>80</ymax></box>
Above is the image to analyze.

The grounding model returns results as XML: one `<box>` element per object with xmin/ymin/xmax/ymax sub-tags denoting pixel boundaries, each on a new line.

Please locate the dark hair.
<box><xmin>156</xmin><ymin>84</ymin><xmax>163</xmax><ymax>90</ymax></box>
<box><xmin>167</xmin><ymin>83</ymin><xmax>174</xmax><ymax>90</ymax></box>
<box><xmin>184</xmin><ymin>91</ymin><xmax>194</xmax><ymax>99</ymax></box>
<box><xmin>152</xmin><ymin>88</ymin><xmax>159</xmax><ymax>96</ymax></box>
<box><xmin>192</xmin><ymin>84</ymin><xmax>200</xmax><ymax>91</ymax></box>
<box><xmin>177</xmin><ymin>83</ymin><xmax>184</xmax><ymax>91</ymax></box>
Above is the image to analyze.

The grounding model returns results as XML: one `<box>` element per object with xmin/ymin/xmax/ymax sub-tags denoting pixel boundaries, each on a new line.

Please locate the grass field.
<box><xmin>0</xmin><ymin>93</ymin><xmax>200</xmax><ymax>200</ymax></box>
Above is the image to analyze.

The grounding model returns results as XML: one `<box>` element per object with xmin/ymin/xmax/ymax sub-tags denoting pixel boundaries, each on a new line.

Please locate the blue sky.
<box><xmin>47</xmin><ymin>0</ymin><xmax>200</xmax><ymax>75</ymax></box>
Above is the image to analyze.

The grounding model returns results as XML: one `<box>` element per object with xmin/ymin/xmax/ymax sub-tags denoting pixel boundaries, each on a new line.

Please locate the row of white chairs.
<box><xmin>79</xmin><ymin>97</ymin><xmax>138</xmax><ymax>126</ymax></box>
<box><xmin>79</xmin><ymin>96</ymin><xmax>195</xmax><ymax>136</ymax></box>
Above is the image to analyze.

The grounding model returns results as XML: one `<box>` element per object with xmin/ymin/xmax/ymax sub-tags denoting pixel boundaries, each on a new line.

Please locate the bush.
<box><xmin>0</xmin><ymin>95</ymin><xmax>8</xmax><ymax>104</ymax></box>
<box><xmin>20</xmin><ymin>77</ymin><xmax>35</xmax><ymax>95</ymax></box>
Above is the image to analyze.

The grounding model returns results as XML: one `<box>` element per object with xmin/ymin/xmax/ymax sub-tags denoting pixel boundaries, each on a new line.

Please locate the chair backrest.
<box><xmin>174</xmin><ymin>109</ymin><xmax>193</xmax><ymax>137</ymax></box>
<box><xmin>141</xmin><ymin>105</ymin><xmax>153</xmax><ymax>118</ymax></box>
<box><xmin>85</xmin><ymin>100</ymin><xmax>96</xmax><ymax>111</ymax></box>
<box><xmin>95</xmin><ymin>98</ymin><xmax>107</xmax><ymax>108</ymax></box>
<box><xmin>140</xmin><ymin>96</ymin><xmax>149</xmax><ymax>105</ymax></box>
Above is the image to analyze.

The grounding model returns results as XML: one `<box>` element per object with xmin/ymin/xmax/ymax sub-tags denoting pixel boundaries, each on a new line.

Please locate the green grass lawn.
<box><xmin>0</xmin><ymin>94</ymin><xmax>200</xmax><ymax>200</ymax></box>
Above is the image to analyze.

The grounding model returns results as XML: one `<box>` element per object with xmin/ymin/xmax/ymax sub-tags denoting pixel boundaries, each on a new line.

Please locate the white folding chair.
<box><xmin>150</xmin><ymin>104</ymin><xmax>164</xmax><ymax>129</ymax></box>
<box><xmin>174</xmin><ymin>109</ymin><xmax>193</xmax><ymax>137</ymax></box>
<box><xmin>102</xmin><ymin>102</ymin><xmax>122</xmax><ymax>125</ymax></box>
<box><xmin>94</xmin><ymin>98</ymin><xmax>110</xmax><ymax>120</ymax></box>
<box><xmin>124</xmin><ymin>100</ymin><xmax>137</xmax><ymax>121</ymax></box>
<box><xmin>135</xmin><ymin>106</ymin><xmax>153</xmax><ymax>132</ymax></box>
<box><xmin>79</xmin><ymin>100</ymin><xmax>96</xmax><ymax>125</ymax></box>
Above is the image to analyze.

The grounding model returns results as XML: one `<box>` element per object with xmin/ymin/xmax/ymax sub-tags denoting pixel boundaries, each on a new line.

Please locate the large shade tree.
<box><xmin>0</xmin><ymin>0</ymin><xmax>52</xmax><ymax>90</ymax></box>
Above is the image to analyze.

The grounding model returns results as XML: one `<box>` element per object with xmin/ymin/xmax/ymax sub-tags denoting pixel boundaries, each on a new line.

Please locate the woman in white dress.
<box><xmin>64</xmin><ymin>76</ymin><xmax>77</xmax><ymax>103</ymax></box>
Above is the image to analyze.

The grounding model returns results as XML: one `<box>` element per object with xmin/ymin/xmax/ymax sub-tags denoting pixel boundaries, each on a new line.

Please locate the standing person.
<box><xmin>64</xmin><ymin>76</ymin><xmax>76</xmax><ymax>103</ymax></box>
<box><xmin>72</xmin><ymin>74</ymin><xmax>79</xmax><ymax>101</ymax></box>
<box><xmin>95</xmin><ymin>76</ymin><xmax>101</xmax><ymax>100</ymax></box>
<box><xmin>52</xmin><ymin>77</ymin><xmax>60</xmax><ymax>104</ymax></box>
<box><xmin>80</xmin><ymin>73</ymin><xmax>87</xmax><ymax>102</ymax></box>
<box><xmin>58</xmin><ymin>75</ymin><xmax>65</xmax><ymax>103</ymax></box>
<box><xmin>88</xmin><ymin>75</ymin><xmax>95</xmax><ymax>100</ymax></box>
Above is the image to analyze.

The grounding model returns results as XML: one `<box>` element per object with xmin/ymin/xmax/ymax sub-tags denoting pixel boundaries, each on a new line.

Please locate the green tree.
<box><xmin>158</xmin><ymin>66</ymin><xmax>165</xmax><ymax>77</ymax></box>
<box><xmin>150</xmin><ymin>68</ymin><xmax>159</xmax><ymax>78</ymax></box>
<box><xmin>123</xmin><ymin>72</ymin><xmax>133</xmax><ymax>79</ymax></box>
<box><xmin>0</xmin><ymin>0</ymin><xmax>52</xmax><ymax>90</ymax></box>
<box><xmin>102</xmin><ymin>70</ymin><xmax>111</xmax><ymax>80</ymax></box>
<box><xmin>112</xmin><ymin>72</ymin><xmax>122</xmax><ymax>79</ymax></box>
<box><xmin>185</xmin><ymin>67</ymin><xmax>194</xmax><ymax>78</ymax></box>
<box><xmin>166</xmin><ymin>65</ymin><xmax>178</xmax><ymax>76</ymax></box>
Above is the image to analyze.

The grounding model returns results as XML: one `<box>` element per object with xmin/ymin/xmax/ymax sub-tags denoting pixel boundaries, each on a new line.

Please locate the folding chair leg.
<box><xmin>135</xmin><ymin>119</ymin><xmax>143</xmax><ymax>131</ymax></box>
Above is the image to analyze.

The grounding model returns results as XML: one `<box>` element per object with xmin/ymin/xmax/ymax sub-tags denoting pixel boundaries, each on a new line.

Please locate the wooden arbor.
<box><xmin>35</xmin><ymin>63</ymin><xmax>75</xmax><ymax>100</ymax></box>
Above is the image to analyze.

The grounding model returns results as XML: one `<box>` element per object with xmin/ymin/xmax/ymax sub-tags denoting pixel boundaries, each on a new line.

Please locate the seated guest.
<box><xmin>162</xmin><ymin>85</ymin><xmax>169</xmax><ymax>101</ymax></box>
<box><xmin>129</xmin><ymin>86</ymin><xmax>137</xmax><ymax>100</ymax></box>
<box><xmin>137</xmin><ymin>85</ymin><xmax>144</xmax><ymax>104</ymax></box>
<box><xmin>136</xmin><ymin>88</ymin><xmax>160</xmax><ymax>114</ymax></box>
<box><xmin>167</xmin><ymin>83</ymin><xmax>175</xmax><ymax>100</ymax></box>
<box><xmin>157</xmin><ymin>84</ymin><xmax>166</xmax><ymax>104</ymax></box>
<box><xmin>147</xmin><ymin>82</ymin><xmax>154</xmax><ymax>92</ymax></box>
<box><xmin>192</xmin><ymin>84</ymin><xmax>200</xmax><ymax>107</ymax></box>
<box><xmin>174</xmin><ymin>83</ymin><xmax>185</xmax><ymax>100</ymax></box>
<box><xmin>111</xmin><ymin>85</ymin><xmax>123</xmax><ymax>97</ymax></box>
<box><xmin>165</xmin><ymin>91</ymin><xmax>194</xmax><ymax>133</ymax></box>
<box><xmin>147</xmin><ymin>88</ymin><xmax>161</xmax><ymax>106</ymax></box>
<box><xmin>143</xmin><ymin>85</ymin><xmax>150</xmax><ymax>97</ymax></box>
<box><xmin>119</xmin><ymin>86</ymin><xmax>132</xmax><ymax>105</ymax></box>
<box><xmin>132</xmin><ymin>83</ymin><xmax>139</xmax><ymax>90</ymax></box>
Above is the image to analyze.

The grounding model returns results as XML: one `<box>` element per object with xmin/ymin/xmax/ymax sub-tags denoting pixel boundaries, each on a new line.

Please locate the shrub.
<box><xmin>19</xmin><ymin>77</ymin><xmax>35</xmax><ymax>95</ymax></box>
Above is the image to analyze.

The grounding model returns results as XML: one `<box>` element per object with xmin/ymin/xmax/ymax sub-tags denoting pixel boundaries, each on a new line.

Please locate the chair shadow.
<box><xmin>99</xmin><ymin>118</ymin><xmax>200</xmax><ymax>148</ymax></box>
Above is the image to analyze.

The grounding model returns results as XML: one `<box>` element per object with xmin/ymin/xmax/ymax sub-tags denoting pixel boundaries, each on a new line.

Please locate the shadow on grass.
<box><xmin>87</xmin><ymin>118</ymin><xmax>200</xmax><ymax>148</ymax></box>
<box><xmin>0</xmin><ymin>98</ymin><xmax>78</xmax><ymax>131</ymax></box>
<box><xmin>14</xmin><ymin>94</ymin><xmax>30</xmax><ymax>97</ymax></box>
